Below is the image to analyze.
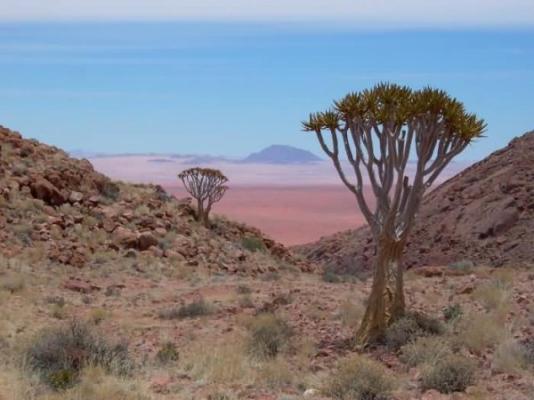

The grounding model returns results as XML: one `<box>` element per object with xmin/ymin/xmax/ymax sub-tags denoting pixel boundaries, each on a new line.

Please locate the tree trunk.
<box><xmin>196</xmin><ymin>199</ymin><xmax>204</xmax><ymax>223</ymax></box>
<box><xmin>356</xmin><ymin>235</ymin><xmax>406</xmax><ymax>346</ymax></box>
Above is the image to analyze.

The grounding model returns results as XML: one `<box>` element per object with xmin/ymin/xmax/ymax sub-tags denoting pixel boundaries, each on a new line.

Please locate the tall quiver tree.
<box><xmin>178</xmin><ymin>168</ymin><xmax>228</xmax><ymax>228</ymax></box>
<box><xmin>303</xmin><ymin>83</ymin><xmax>485</xmax><ymax>345</ymax></box>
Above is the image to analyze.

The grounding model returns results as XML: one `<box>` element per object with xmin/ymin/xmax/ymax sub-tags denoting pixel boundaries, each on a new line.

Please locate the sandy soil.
<box><xmin>165</xmin><ymin>184</ymin><xmax>371</xmax><ymax>246</ymax></box>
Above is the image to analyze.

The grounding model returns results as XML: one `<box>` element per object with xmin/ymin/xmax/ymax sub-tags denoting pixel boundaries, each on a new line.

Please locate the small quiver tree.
<box><xmin>303</xmin><ymin>83</ymin><xmax>485</xmax><ymax>345</ymax></box>
<box><xmin>178</xmin><ymin>167</ymin><xmax>228</xmax><ymax>228</ymax></box>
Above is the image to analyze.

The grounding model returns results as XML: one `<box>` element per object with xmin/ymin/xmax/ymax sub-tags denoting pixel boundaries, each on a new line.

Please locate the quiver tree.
<box><xmin>303</xmin><ymin>83</ymin><xmax>485</xmax><ymax>345</ymax></box>
<box><xmin>178</xmin><ymin>167</ymin><xmax>228</xmax><ymax>228</ymax></box>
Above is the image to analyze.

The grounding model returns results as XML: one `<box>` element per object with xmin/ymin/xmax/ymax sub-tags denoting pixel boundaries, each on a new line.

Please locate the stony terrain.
<box><xmin>0</xmin><ymin>125</ymin><xmax>310</xmax><ymax>275</ymax></box>
<box><xmin>1</xmin><ymin>126</ymin><xmax>533</xmax><ymax>400</ymax></box>
<box><xmin>296</xmin><ymin>130</ymin><xmax>534</xmax><ymax>273</ymax></box>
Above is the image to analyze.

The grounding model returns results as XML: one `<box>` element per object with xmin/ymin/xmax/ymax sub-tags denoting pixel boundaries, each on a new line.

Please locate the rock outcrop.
<box><xmin>0</xmin><ymin>126</ymin><xmax>311</xmax><ymax>274</ymax></box>
<box><xmin>296</xmin><ymin>130</ymin><xmax>534</xmax><ymax>272</ymax></box>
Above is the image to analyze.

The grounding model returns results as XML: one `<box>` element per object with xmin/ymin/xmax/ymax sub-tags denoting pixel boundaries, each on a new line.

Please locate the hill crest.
<box><xmin>296</xmin><ymin>130</ymin><xmax>534</xmax><ymax>271</ymax></box>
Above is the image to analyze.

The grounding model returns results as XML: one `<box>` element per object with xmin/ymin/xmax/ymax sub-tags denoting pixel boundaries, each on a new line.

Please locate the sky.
<box><xmin>0</xmin><ymin>1</ymin><xmax>533</xmax><ymax>161</ymax></box>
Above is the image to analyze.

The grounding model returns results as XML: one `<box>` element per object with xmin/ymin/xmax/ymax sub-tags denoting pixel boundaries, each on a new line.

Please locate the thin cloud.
<box><xmin>0</xmin><ymin>0</ymin><xmax>533</xmax><ymax>27</ymax></box>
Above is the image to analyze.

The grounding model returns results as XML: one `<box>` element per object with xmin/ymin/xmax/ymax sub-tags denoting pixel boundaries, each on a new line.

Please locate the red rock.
<box><xmin>456</xmin><ymin>283</ymin><xmax>475</xmax><ymax>295</ymax></box>
<box><xmin>63</xmin><ymin>279</ymin><xmax>100</xmax><ymax>293</ymax></box>
<box><xmin>138</xmin><ymin>232</ymin><xmax>159</xmax><ymax>251</ymax></box>
<box><xmin>68</xmin><ymin>191</ymin><xmax>84</xmax><ymax>203</ymax></box>
<box><xmin>30</xmin><ymin>178</ymin><xmax>66</xmax><ymax>206</ymax></box>
<box><xmin>113</xmin><ymin>227</ymin><xmax>138</xmax><ymax>249</ymax></box>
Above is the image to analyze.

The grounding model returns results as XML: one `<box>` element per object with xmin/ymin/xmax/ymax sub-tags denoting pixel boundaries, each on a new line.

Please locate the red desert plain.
<box><xmin>89</xmin><ymin>155</ymin><xmax>466</xmax><ymax>245</ymax></box>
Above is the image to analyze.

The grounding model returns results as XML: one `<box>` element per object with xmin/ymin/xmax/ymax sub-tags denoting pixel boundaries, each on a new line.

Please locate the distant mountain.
<box><xmin>242</xmin><ymin>145</ymin><xmax>321</xmax><ymax>164</ymax></box>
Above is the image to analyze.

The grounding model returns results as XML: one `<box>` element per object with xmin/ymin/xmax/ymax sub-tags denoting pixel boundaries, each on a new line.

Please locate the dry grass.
<box><xmin>473</xmin><ymin>280</ymin><xmax>511</xmax><ymax>311</ymax></box>
<box><xmin>255</xmin><ymin>357</ymin><xmax>294</xmax><ymax>389</ymax></box>
<box><xmin>323</xmin><ymin>355</ymin><xmax>396</xmax><ymax>400</ymax></box>
<box><xmin>0</xmin><ymin>272</ymin><xmax>26</xmax><ymax>294</ymax></box>
<box><xmin>492</xmin><ymin>338</ymin><xmax>528</xmax><ymax>373</ymax></box>
<box><xmin>420</xmin><ymin>354</ymin><xmax>476</xmax><ymax>394</ymax></box>
<box><xmin>183</xmin><ymin>337</ymin><xmax>252</xmax><ymax>384</ymax></box>
<box><xmin>400</xmin><ymin>336</ymin><xmax>452</xmax><ymax>367</ymax></box>
<box><xmin>456</xmin><ymin>312</ymin><xmax>507</xmax><ymax>354</ymax></box>
<box><xmin>337</xmin><ymin>299</ymin><xmax>364</xmax><ymax>330</ymax></box>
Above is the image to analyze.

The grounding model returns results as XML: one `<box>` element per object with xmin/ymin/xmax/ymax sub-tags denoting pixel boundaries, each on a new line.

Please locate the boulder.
<box><xmin>30</xmin><ymin>178</ymin><xmax>66</xmax><ymax>206</ymax></box>
<box><xmin>138</xmin><ymin>232</ymin><xmax>159</xmax><ymax>251</ymax></box>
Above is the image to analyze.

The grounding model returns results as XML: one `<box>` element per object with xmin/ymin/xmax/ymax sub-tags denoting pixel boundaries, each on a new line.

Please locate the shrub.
<box><xmin>25</xmin><ymin>320</ymin><xmax>132</xmax><ymax>390</ymax></box>
<box><xmin>156</xmin><ymin>341</ymin><xmax>179</xmax><ymax>364</ymax></box>
<box><xmin>457</xmin><ymin>313</ymin><xmax>505</xmax><ymax>353</ymax></box>
<box><xmin>448</xmin><ymin>260</ymin><xmax>474</xmax><ymax>273</ymax></box>
<box><xmin>236</xmin><ymin>284</ymin><xmax>252</xmax><ymax>294</ymax></box>
<box><xmin>492</xmin><ymin>339</ymin><xmax>527</xmax><ymax>373</ymax></box>
<box><xmin>473</xmin><ymin>281</ymin><xmax>510</xmax><ymax>311</ymax></box>
<box><xmin>338</xmin><ymin>299</ymin><xmax>364</xmax><ymax>330</ymax></box>
<box><xmin>443</xmin><ymin>303</ymin><xmax>462</xmax><ymax>322</ymax></box>
<box><xmin>400</xmin><ymin>336</ymin><xmax>452</xmax><ymax>367</ymax></box>
<box><xmin>247</xmin><ymin>313</ymin><xmax>292</xmax><ymax>359</ymax></box>
<box><xmin>385</xmin><ymin>317</ymin><xmax>421</xmax><ymax>350</ymax></box>
<box><xmin>241</xmin><ymin>236</ymin><xmax>266</xmax><ymax>252</ymax></box>
<box><xmin>324</xmin><ymin>355</ymin><xmax>395</xmax><ymax>400</ymax></box>
<box><xmin>158</xmin><ymin>298</ymin><xmax>212</xmax><ymax>320</ymax></box>
<box><xmin>322</xmin><ymin>269</ymin><xmax>342</xmax><ymax>283</ymax></box>
<box><xmin>519</xmin><ymin>337</ymin><xmax>534</xmax><ymax>366</ymax></box>
<box><xmin>384</xmin><ymin>312</ymin><xmax>443</xmax><ymax>351</ymax></box>
<box><xmin>421</xmin><ymin>355</ymin><xmax>475</xmax><ymax>393</ymax></box>
<box><xmin>0</xmin><ymin>272</ymin><xmax>25</xmax><ymax>293</ymax></box>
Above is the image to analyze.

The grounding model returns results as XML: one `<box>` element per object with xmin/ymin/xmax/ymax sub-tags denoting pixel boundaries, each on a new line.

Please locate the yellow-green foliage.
<box><xmin>323</xmin><ymin>355</ymin><xmax>396</xmax><ymax>400</ymax></box>
<box><xmin>421</xmin><ymin>355</ymin><xmax>476</xmax><ymax>394</ymax></box>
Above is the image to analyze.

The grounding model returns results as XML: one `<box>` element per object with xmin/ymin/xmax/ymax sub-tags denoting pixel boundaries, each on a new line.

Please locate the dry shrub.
<box><xmin>255</xmin><ymin>357</ymin><xmax>294</xmax><ymax>389</ymax></box>
<box><xmin>492</xmin><ymin>338</ymin><xmax>527</xmax><ymax>373</ymax></box>
<box><xmin>385</xmin><ymin>312</ymin><xmax>443</xmax><ymax>351</ymax></box>
<box><xmin>156</xmin><ymin>341</ymin><xmax>179</xmax><ymax>365</ymax></box>
<box><xmin>473</xmin><ymin>280</ymin><xmax>510</xmax><ymax>311</ymax></box>
<box><xmin>158</xmin><ymin>298</ymin><xmax>212</xmax><ymax>320</ymax></box>
<box><xmin>246</xmin><ymin>313</ymin><xmax>292</xmax><ymax>359</ymax></box>
<box><xmin>400</xmin><ymin>336</ymin><xmax>452</xmax><ymax>367</ymax></box>
<box><xmin>184</xmin><ymin>339</ymin><xmax>250</xmax><ymax>384</ymax></box>
<box><xmin>41</xmin><ymin>366</ymin><xmax>150</xmax><ymax>400</ymax></box>
<box><xmin>0</xmin><ymin>272</ymin><xmax>25</xmax><ymax>293</ymax></box>
<box><xmin>25</xmin><ymin>320</ymin><xmax>132</xmax><ymax>390</ymax></box>
<box><xmin>338</xmin><ymin>299</ymin><xmax>364</xmax><ymax>330</ymax></box>
<box><xmin>520</xmin><ymin>337</ymin><xmax>534</xmax><ymax>366</ymax></box>
<box><xmin>323</xmin><ymin>355</ymin><xmax>396</xmax><ymax>400</ymax></box>
<box><xmin>421</xmin><ymin>354</ymin><xmax>476</xmax><ymax>393</ymax></box>
<box><xmin>457</xmin><ymin>313</ymin><xmax>506</xmax><ymax>353</ymax></box>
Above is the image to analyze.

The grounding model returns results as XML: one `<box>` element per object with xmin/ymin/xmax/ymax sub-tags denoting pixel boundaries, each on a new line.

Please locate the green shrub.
<box><xmin>247</xmin><ymin>313</ymin><xmax>292</xmax><ymax>359</ymax></box>
<box><xmin>400</xmin><ymin>336</ymin><xmax>451</xmax><ymax>367</ymax></box>
<box><xmin>156</xmin><ymin>341</ymin><xmax>179</xmax><ymax>364</ymax></box>
<box><xmin>421</xmin><ymin>355</ymin><xmax>475</xmax><ymax>393</ymax></box>
<box><xmin>443</xmin><ymin>304</ymin><xmax>462</xmax><ymax>322</ymax></box>
<box><xmin>25</xmin><ymin>320</ymin><xmax>132</xmax><ymax>390</ymax></box>
<box><xmin>158</xmin><ymin>298</ymin><xmax>212</xmax><ymax>320</ymax></box>
<box><xmin>241</xmin><ymin>236</ymin><xmax>266</xmax><ymax>252</ymax></box>
<box><xmin>324</xmin><ymin>355</ymin><xmax>395</xmax><ymax>400</ymax></box>
<box><xmin>385</xmin><ymin>313</ymin><xmax>443</xmax><ymax>350</ymax></box>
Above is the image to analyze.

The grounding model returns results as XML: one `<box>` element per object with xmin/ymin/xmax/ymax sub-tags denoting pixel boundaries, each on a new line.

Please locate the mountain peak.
<box><xmin>242</xmin><ymin>144</ymin><xmax>321</xmax><ymax>164</ymax></box>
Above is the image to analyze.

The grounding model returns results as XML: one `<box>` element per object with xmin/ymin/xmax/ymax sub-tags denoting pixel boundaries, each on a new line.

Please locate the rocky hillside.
<box><xmin>296</xmin><ymin>130</ymin><xmax>534</xmax><ymax>272</ymax></box>
<box><xmin>0</xmin><ymin>126</ymin><xmax>311</xmax><ymax>274</ymax></box>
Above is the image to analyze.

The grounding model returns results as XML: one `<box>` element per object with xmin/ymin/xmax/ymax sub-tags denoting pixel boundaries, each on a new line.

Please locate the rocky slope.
<box><xmin>296</xmin><ymin>130</ymin><xmax>534</xmax><ymax>272</ymax></box>
<box><xmin>0</xmin><ymin>126</ymin><xmax>310</xmax><ymax>274</ymax></box>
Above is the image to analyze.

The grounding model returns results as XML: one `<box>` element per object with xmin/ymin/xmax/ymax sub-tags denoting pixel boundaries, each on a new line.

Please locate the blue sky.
<box><xmin>0</xmin><ymin>2</ymin><xmax>533</xmax><ymax>161</ymax></box>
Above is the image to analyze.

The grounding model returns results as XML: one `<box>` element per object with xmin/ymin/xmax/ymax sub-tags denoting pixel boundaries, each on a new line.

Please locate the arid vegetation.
<box><xmin>1</xmin><ymin>124</ymin><xmax>534</xmax><ymax>400</ymax></box>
